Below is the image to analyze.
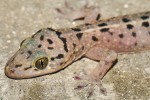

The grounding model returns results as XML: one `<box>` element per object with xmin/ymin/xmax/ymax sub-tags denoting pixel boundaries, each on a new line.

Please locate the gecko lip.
<box><xmin>4</xmin><ymin>65</ymin><xmax>24</xmax><ymax>79</ymax></box>
<box><xmin>5</xmin><ymin>65</ymin><xmax>18</xmax><ymax>79</ymax></box>
<box><xmin>4</xmin><ymin>64</ymin><xmax>33</xmax><ymax>79</ymax></box>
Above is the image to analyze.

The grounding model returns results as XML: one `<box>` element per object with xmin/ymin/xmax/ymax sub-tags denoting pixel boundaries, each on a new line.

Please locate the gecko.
<box><xmin>4</xmin><ymin>10</ymin><xmax>150</xmax><ymax>96</ymax></box>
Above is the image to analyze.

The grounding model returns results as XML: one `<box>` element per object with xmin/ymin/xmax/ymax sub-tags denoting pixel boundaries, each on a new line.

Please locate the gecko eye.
<box><xmin>35</xmin><ymin>57</ymin><xmax>48</xmax><ymax>69</ymax></box>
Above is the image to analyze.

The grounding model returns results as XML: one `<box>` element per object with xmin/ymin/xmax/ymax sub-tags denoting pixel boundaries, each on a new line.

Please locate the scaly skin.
<box><xmin>5</xmin><ymin>11</ymin><xmax>150</xmax><ymax>80</ymax></box>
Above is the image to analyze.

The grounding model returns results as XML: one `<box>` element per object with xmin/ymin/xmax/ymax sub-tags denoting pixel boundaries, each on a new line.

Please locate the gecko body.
<box><xmin>5</xmin><ymin>11</ymin><xmax>150</xmax><ymax>80</ymax></box>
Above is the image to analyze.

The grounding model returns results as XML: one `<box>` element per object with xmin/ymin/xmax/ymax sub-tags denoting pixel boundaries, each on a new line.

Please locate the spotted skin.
<box><xmin>5</xmin><ymin>11</ymin><xmax>150</xmax><ymax>81</ymax></box>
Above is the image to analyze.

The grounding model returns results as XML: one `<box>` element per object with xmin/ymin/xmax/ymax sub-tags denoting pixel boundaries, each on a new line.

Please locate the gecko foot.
<box><xmin>74</xmin><ymin>77</ymin><xmax>107</xmax><ymax>98</ymax></box>
<box><xmin>73</xmin><ymin>70</ymin><xmax>107</xmax><ymax>98</ymax></box>
<box><xmin>55</xmin><ymin>1</ymin><xmax>101</xmax><ymax>23</ymax></box>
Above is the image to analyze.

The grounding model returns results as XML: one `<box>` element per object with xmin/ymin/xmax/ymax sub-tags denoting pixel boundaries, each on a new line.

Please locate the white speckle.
<box><xmin>10</xmin><ymin>51</ymin><xmax>13</xmax><ymax>53</ymax></box>
<box><xmin>145</xmin><ymin>67</ymin><xmax>150</xmax><ymax>74</ymax></box>
<box><xmin>72</xmin><ymin>22</ymin><xmax>76</xmax><ymax>25</ymax></box>
<box><xmin>124</xmin><ymin>4</ymin><xmax>129</xmax><ymax>8</ymax></box>
<box><xmin>21</xmin><ymin>6</ymin><xmax>25</xmax><ymax>11</ymax></box>
<box><xmin>7</xmin><ymin>40</ymin><xmax>11</xmax><ymax>43</ymax></box>
<box><xmin>12</xmin><ymin>31</ymin><xmax>16</xmax><ymax>35</ymax></box>
<box><xmin>22</xmin><ymin>31</ymin><xmax>27</xmax><ymax>35</ymax></box>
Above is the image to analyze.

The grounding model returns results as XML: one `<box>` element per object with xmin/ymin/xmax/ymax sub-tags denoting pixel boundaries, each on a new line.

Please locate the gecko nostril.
<box><xmin>5</xmin><ymin>66</ymin><xmax>15</xmax><ymax>79</ymax></box>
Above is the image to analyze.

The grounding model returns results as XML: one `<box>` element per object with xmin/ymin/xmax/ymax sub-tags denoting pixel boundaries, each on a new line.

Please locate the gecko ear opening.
<box><xmin>34</xmin><ymin>57</ymin><xmax>48</xmax><ymax>69</ymax></box>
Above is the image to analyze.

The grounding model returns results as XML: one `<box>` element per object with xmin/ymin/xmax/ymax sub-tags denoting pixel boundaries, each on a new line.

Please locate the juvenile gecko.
<box><xmin>5</xmin><ymin>11</ymin><xmax>150</xmax><ymax>83</ymax></box>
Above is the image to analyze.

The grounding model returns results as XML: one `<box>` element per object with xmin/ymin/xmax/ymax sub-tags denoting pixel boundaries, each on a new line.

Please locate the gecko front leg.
<box><xmin>89</xmin><ymin>50</ymin><xmax>118</xmax><ymax>80</ymax></box>
<box><xmin>74</xmin><ymin>47</ymin><xmax>118</xmax><ymax>97</ymax></box>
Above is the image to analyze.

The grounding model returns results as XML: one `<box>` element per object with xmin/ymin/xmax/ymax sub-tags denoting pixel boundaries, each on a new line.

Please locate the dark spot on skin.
<box><xmin>60</xmin><ymin>62</ymin><xmax>64</xmax><ymax>65</ymax></box>
<box><xmin>118</xmin><ymin>34</ymin><xmax>124</xmax><ymax>38</ymax></box>
<box><xmin>134</xmin><ymin>42</ymin><xmax>137</xmax><ymax>46</ymax></box>
<box><xmin>100</xmin><ymin>28</ymin><xmax>109</xmax><ymax>32</ymax></box>
<box><xmin>47</xmin><ymin>39</ymin><xmax>53</xmax><ymax>44</ymax></box>
<box><xmin>27</xmin><ymin>50</ymin><xmax>32</xmax><ymax>59</ymax></box>
<box><xmin>71</xmin><ymin>28</ymin><xmax>81</xmax><ymax>32</ymax></box>
<box><xmin>47</xmin><ymin>28</ymin><xmax>55</xmax><ymax>31</ymax></box>
<box><xmin>24</xmin><ymin>66</ymin><xmax>32</xmax><ymax>70</ymax></box>
<box><xmin>76</xmin><ymin>33</ymin><xmax>83</xmax><ymax>40</ymax></box>
<box><xmin>59</xmin><ymin>37</ymin><xmax>68</xmax><ymax>52</ymax></box>
<box><xmin>73</xmin><ymin>17</ymin><xmax>85</xmax><ymax>21</ymax></box>
<box><xmin>56</xmin><ymin>54</ymin><xmax>64</xmax><ymax>59</ymax></box>
<box><xmin>38</xmin><ymin>44</ymin><xmax>42</xmax><ymax>48</ymax></box>
<box><xmin>107</xmin><ymin>40</ymin><xmax>110</xmax><ymax>42</ymax></box>
<box><xmin>81</xmin><ymin>46</ymin><xmax>84</xmax><ymax>50</ymax></box>
<box><xmin>149</xmin><ymin>31</ymin><xmax>150</xmax><ymax>35</ymax></box>
<box><xmin>85</xmin><ymin>23</ymin><xmax>92</xmax><ymax>26</ymax></box>
<box><xmin>56</xmin><ymin>31</ymin><xmax>62</xmax><ymax>36</ymax></box>
<box><xmin>51</xmin><ymin>57</ymin><xmax>55</xmax><ymax>61</ymax></box>
<box><xmin>55</xmin><ymin>8</ymin><xmax>62</xmax><ymax>13</ymax></box>
<box><xmin>127</xmin><ymin>24</ymin><xmax>134</xmax><ymax>29</ymax></box>
<box><xmin>92</xmin><ymin>36</ymin><xmax>98</xmax><ymax>41</ymax></box>
<box><xmin>55</xmin><ymin>31</ymin><xmax>68</xmax><ymax>52</ymax></box>
<box><xmin>108</xmin><ymin>32</ymin><xmax>113</xmax><ymax>35</ymax></box>
<box><xmin>96</xmin><ymin>13</ymin><xmax>101</xmax><ymax>21</ymax></box>
<box><xmin>34</xmin><ymin>69</ymin><xmax>39</xmax><ymax>71</ymax></box>
<box><xmin>122</xmin><ymin>18</ymin><xmax>130</xmax><ymax>22</ymax></box>
<box><xmin>48</xmin><ymin>47</ymin><xmax>54</xmax><ymax>50</ymax></box>
<box><xmin>73</xmin><ymin>43</ymin><xmax>76</xmax><ymax>48</ymax></box>
<box><xmin>28</xmin><ymin>50</ymin><xmax>32</xmax><ymax>55</ymax></box>
<box><xmin>10</xmin><ymin>69</ymin><xmax>15</xmax><ymax>73</ymax></box>
<box><xmin>142</xmin><ymin>21</ymin><xmax>149</xmax><ymax>27</ymax></box>
<box><xmin>20</xmin><ymin>51</ymin><xmax>24</xmax><ymax>54</ymax></box>
<box><xmin>15</xmin><ymin>64</ymin><xmax>22</xmax><ymax>68</ymax></box>
<box><xmin>141</xmin><ymin>15</ymin><xmax>149</xmax><ymax>20</ymax></box>
<box><xmin>98</xmin><ymin>23</ymin><xmax>107</xmax><ymax>27</ymax></box>
<box><xmin>40</xmin><ymin>35</ymin><xmax>44</xmax><ymax>41</ymax></box>
<box><xmin>132</xmin><ymin>32</ymin><xmax>136</xmax><ymax>37</ymax></box>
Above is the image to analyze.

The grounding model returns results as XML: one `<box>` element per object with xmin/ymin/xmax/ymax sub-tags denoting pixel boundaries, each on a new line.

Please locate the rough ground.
<box><xmin>0</xmin><ymin>0</ymin><xmax>150</xmax><ymax>100</ymax></box>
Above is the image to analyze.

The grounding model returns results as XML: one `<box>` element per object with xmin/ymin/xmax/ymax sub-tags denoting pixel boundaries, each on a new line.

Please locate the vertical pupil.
<box><xmin>40</xmin><ymin>60</ymin><xmax>44</xmax><ymax>68</ymax></box>
<box><xmin>35</xmin><ymin>57</ymin><xmax>48</xmax><ymax>69</ymax></box>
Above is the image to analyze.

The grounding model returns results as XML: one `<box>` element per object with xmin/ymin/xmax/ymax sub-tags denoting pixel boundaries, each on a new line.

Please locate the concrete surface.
<box><xmin>0</xmin><ymin>0</ymin><xmax>150</xmax><ymax>100</ymax></box>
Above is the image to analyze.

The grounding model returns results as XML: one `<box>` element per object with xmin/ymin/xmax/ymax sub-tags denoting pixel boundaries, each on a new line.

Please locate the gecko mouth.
<box><xmin>4</xmin><ymin>60</ymin><xmax>33</xmax><ymax>79</ymax></box>
<box><xmin>4</xmin><ymin>65</ymin><xmax>35</xmax><ymax>79</ymax></box>
<box><xmin>5</xmin><ymin>65</ymin><xmax>20</xmax><ymax>79</ymax></box>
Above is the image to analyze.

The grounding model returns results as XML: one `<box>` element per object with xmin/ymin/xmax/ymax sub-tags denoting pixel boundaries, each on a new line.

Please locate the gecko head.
<box><xmin>5</xmin><ymin>28</ymin><xmax>69</xmax><ymax>79</ymax></box>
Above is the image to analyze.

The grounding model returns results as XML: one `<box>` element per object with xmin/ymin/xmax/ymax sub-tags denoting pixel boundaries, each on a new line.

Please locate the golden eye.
<box><xmin>35</xmin><ymin>57</ymin><xmax>48</xmax><ymax>69</ymax></box>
